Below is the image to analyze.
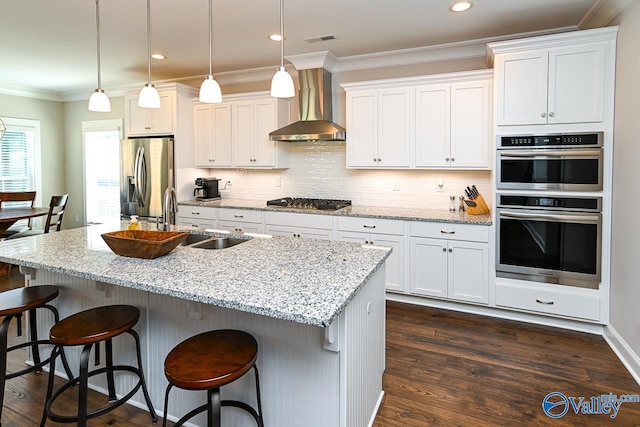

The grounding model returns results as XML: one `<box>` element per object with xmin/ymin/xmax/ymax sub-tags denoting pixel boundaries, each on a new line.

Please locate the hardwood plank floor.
<box><xmin>2</xmin><ymin>267</ymin><xmax>640</xmax><ymax>426</ymax></box>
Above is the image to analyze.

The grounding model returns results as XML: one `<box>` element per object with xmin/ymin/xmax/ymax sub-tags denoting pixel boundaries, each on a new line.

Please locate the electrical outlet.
<box><xmin>392</xmin><ymin>181</ymin><xmax>400</xmax><ymax>191</ymax></box>
<box><xmin>275</xmin><ymin>177</ymin><xmax>281</xmax><ymax>187</ymax></box>
<box><xmin>437</xmin><ymin>178</ymin><xmax>445</xmax><ymax>193</ymax></box>
<box><xmin>75</xmin><ymin>214</ymin><xmax>79</xmax><ymax>223</ymax></box>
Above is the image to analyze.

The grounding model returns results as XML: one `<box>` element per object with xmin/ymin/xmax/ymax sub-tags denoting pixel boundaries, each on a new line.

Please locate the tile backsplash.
<box><xmin>203</xmin><ymin>142</ymin><xmax>493</xmax><ymax>211</ymax></box>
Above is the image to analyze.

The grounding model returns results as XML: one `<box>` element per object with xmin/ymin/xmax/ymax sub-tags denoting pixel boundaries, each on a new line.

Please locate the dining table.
<box><xmin>0</xmin><ymin>207</ymin><xmax>49</xmax><ymax>233</ymax></box>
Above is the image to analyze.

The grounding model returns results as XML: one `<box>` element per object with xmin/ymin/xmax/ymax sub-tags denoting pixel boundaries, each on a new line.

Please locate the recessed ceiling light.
<box><xmin>151</xmin><ymin>53</ymin><xmax>166</xmax><ymax>60</ymax></box>
<box><xmin>269</xmin><ymin>34</ymin><xmax>283</xmax><ymax>42</ymax></box>
<box><xmin>450</xmin><ymin>1</ymin><xmax>473</xmax><ymax>12</ymax></box>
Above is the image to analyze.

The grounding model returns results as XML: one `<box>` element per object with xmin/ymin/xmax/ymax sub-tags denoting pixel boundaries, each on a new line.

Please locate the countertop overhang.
<box><xmin>179</xmin><ymin>198</ymin><xmax>492</xmax><ymax>225</ymax></box>
<box><xmin>0</xmin><ymin>224</ymin><xmax>391</xmax><ymax>327</ymax></box>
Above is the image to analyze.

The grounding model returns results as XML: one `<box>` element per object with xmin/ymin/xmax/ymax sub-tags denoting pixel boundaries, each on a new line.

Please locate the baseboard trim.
<box><xmin>603</xmin><ymin>325</ymin><xmax>640</xmax><ymax>387</ymax></box>
<box><xmin>368</xmin><ymin>391</ymin><xmax>385</xmax><ymax>427</ymax></box>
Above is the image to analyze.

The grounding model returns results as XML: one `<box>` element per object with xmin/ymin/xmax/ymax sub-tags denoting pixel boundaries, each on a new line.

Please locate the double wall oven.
<box><xmin>496</xmin><ymin>132</ymin><xmax>603</xmax><ymax>289</ymax></box>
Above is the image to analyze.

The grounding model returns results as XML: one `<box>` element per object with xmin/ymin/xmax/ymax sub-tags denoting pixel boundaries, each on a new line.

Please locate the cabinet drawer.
<box><xmin>218</xmin><ymin>209</ymin><xmax>262</xmax><ymax>223</ymax></box>
<box><xmin>265</xmin><ymin>212</ymin><xmax>334</xmax><ymax>230</ymax></box>
<box><xmin>337</xmin><ymin>217</ymin><xmax>404</xmax><ymax>235</ymax></box>
<box><xmin>495</xmin><ymin>281</ymin><xmax>600</xmax><ymax>322</ymax></box>
<box><xmin>410</xmin><ymin>221</ymin><xmax>489</xmax><ymax>242</ymax></box>
<box><xmin>177</xmin><ymin>206</ymin><xmax>217</xmax><ymax>220</ymax></box>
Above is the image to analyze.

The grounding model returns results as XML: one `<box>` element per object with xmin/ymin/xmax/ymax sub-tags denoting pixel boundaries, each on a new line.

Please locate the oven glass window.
<box><xmin>500</xmin><ymin>158</ymin><xmax>599</xmax><ymax>185</ymax></box>
<box><xmin>500</xmin><ymin>217</ymin><xmax>598</xmax><ymax>274</ymax></box>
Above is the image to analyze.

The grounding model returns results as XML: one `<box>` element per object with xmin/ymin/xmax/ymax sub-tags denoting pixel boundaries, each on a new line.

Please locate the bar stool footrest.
<box><xmin>172</xmin><ymin>399</ymin><xmax>261</xmax><ymax>427</ymax></box>
<box><xmin>44</xmin><ymin>365</ymin><xmax>144</xmax><ymax>424</ymax></box>
<box><xmin>5</xmin><ymin>339</ymin><xmax>56</xmax><ymax>379</ymax></box>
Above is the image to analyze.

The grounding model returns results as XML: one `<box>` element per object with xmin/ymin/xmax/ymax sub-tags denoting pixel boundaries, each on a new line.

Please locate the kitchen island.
<box><xmin>0</xmin><ymin>223</ymin><xmax>391</xmax><ymax>427</ymax></box>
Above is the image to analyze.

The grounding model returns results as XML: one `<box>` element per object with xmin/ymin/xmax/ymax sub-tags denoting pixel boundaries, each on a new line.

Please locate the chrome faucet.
<box><xmin>162</xmin><ymin>186</ymin><xmax>178</xmax><ymax>231</ymax></box>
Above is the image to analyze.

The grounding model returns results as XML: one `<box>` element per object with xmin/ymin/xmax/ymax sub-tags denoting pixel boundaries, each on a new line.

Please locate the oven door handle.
<box><xmin>499</xmin><ymin>149</ymin><xmax>602</xmax><ymax>158</ymax></box>
<box><xmin>499</xmin><ymin>210</ymin><xmax>601</xmax><ymax>223</ymax></box>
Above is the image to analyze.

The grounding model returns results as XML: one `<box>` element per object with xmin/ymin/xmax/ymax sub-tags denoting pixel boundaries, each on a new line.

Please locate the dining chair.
<box><xmin>6</xmin><ymin>194</ymin><xmax>69</xmax><ymax>239</ymax></box>
<box><xmin>0</xmin><ymin>191</ymin><xmax>37</xmax><ymax>238</ymax></box>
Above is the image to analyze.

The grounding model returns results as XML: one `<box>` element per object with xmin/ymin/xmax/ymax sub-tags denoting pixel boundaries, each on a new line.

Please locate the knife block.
<box><xmin>466</xmin><ymin>194</ymin><xmax>490</xmax><ymax>215</ymax></box>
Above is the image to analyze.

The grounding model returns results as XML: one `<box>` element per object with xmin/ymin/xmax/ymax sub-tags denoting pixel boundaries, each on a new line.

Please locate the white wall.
<box><xmin>609</xmin><ymin>3</ymin><xmax>640</xmax><ymax>359</ymax></box>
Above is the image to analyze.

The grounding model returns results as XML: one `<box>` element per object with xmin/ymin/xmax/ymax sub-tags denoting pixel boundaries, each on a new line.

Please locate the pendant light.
<box><xmin>199</xmin><ymin>0</ymin><xmax>222</xmax><ymax>103</ymax></box>
<box><xmin>270</xmin><ymin>0</ymin><xmax>295</xmax><ymax>98</ymax></box>
<box><xmin>88</xmin><ymin>0</ymin><xmax>111</xmax><ymax>112</ymax></box>
<box><xmin>138</xmin><ymin>0</ymin><xmax>161</xmax><ymax>108</ymax></box>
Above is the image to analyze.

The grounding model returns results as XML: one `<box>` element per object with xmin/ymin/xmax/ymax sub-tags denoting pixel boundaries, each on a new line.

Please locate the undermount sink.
<box><xmin>181</xmin><ymin>234</ymin><xmax>248</xmax><ymax>250</ymax></box>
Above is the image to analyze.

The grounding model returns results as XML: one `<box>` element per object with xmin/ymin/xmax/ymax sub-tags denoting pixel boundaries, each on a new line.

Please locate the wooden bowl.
<box><xmin>101</xmin><ymin>230</ymin><xmax>189</xmax><ymax>259</ymax></box>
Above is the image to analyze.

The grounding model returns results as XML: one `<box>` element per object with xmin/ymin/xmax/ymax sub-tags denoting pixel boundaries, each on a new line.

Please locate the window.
<box><xmin>82</xmin><ymin>120</ymin><xmax>122</xmax><ymax>225</ymax></box>
<box><xmin>0</xmin><ymin>118</ymin><xmax>39</xmax><ymax>194</ymax></box>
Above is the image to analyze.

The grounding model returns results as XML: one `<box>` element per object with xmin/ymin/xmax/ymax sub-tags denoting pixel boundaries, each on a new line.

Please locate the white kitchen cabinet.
<box><xmin>232</xmin><ymin>97</ymin><xmax>290</xmax><ymax>168</ymax></box>
<box><xmin>176</xmin><ymin>205</ymin><xmax>217</xmax><ymax>229</ymax></box>
<box><xmin>217</xmin><ymin>208</ymin><xmax>264</xmax><ymax>233</ymax></box>
<box><xmin>409</xmin><ymin>222</ymin><xmax>489</xmax><ymax>304</ymax></box>
<box><xmin>345</xmin><ymin>88</ymin><xmax>412</xmax><ymax>168</ymax></box>
<box><xmin>193</xmin><ymin>103</ymin><xmax>232</xmax><ymax>167</ymax></box>
<box><xmin>489</xmin><ymin>28</ymin><xmax>617</xmax><ymax>126</ymax></box>
<box><xmin>336</xmin><ymin>217</ymin><xmax>406</xmax><ymax>293</ymax></box>
<box><xmin>125</xmin><ymin>89</ymin><xmax>175</xmax><ymax>136</ymax></box>
<box><xmin>264</xmin><ymin>211</ymin><xmax>334</xmax><ymax>240</ymax></box>
<box><xmin>415</xmin><ymin>79</ymin><xmax>490</xmax><ymax>169</ymax></box>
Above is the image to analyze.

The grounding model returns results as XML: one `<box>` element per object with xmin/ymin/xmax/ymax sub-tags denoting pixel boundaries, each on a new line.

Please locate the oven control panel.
<box><xmin>499</xmin><ymin>132</ymin><xmax>603</xmax><ymax>148</ymax></box>
<box><xmin>498</xmin><ymin>195</ymin><xmax>601</xmax><ymax>212</ymax></box>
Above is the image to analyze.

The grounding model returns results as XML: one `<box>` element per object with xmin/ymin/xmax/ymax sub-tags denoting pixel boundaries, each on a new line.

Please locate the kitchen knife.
<box><xmin>464</xmin><ymin>188</ymin><xmax>472</xmax><ymax>199</ymax></box>
<box><xmin>464</xmin><ymin>200</ymin><xmax>477</xmax><ymax>207</ymax></box>
<box><xmin>471</xmin><ymin>185</ymin><xmax>479</xmax><ymax>198</ymax></box>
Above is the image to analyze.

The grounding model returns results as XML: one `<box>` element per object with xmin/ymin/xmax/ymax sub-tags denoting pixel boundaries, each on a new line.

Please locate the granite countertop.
<box><xmin>0</xmin><ymin>224</ymin><xmax>390</xmax><ymax>328</ymax></box>
<box><xmin>179</xmin><ymin>198</ymin><xmax>492</xmax><ymax>225</ymax></box>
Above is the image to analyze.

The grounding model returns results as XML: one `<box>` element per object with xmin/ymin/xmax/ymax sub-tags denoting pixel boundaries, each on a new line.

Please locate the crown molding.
<box><xmin>580</xmin><ymin>0</ymin><xmax>635</xmax><ymax>28</ymax></box>
<box><xmin>0</xmin><ymin>83</ymin><xmax>63</xmax><ymax>102</ymax></box>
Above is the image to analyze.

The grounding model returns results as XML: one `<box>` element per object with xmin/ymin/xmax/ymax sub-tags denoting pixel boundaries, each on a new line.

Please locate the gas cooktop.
<box><xmin>266</xmin><ymin>197</ymin><xmax>352</xmax><ymax>211</ymax></box>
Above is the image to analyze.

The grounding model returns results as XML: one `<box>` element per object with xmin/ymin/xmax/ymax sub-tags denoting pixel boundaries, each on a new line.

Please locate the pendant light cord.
<box><xmin>208</xmin><ymin>0</ymin><xmax>212</xmax><ymax>76</ymax></box>
<box><xmin>146</xmin><ymin>0</ymin><xmax>152</xmax><ymax>84</ymax></box>
<box><xmin>95</xmin><ymin>0</ymin><xmax>102</xmax><ymax>89</ymax></box>
<box><xmin>279</xmin><ymin>0</ymin><xmax>284</xmax><ymax>68</ymax></box>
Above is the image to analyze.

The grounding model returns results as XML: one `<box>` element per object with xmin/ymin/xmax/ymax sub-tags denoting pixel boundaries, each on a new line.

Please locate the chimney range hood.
<box><xmin>269</xmin><ymin>68</ymin><xmax>346</xmax><ymax>142</ymax></box>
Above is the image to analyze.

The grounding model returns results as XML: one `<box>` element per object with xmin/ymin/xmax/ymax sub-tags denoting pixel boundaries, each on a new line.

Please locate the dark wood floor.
<box><xmin>2</xmin><ymin>267</ymin><xmax>640</xmax><ymax>426</ymax></box>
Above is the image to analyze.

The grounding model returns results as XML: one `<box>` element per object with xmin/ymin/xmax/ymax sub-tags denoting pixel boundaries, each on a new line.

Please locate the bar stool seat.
<box><xmin>163</xmin><ymin>329</ymin><xmax>263</xmax><ymax>427</ymax></box>
<box><xmin>0</xmin><ymin>285</ymin><xmax>73</xmax><ymax>426</ymax></box>
<box><xmin>41</xmin><ymin>305</ymin><xmax>156</xmax><ymax>427</ymax></box>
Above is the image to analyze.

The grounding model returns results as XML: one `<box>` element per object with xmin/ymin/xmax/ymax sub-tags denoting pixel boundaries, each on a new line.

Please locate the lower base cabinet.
<box><xmin>176</xmin><ymin>206</ymin><xmax>217</xmax><ymax>229</ymax></box>
<box><xmin>217</xmin><ymin>209</ymin><xmax>264</xmax><ymax>233</ymax></box>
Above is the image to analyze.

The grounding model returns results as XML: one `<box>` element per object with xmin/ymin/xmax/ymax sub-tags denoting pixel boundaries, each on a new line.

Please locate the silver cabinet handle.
<box><xmin>536</xmin><ymin>299</ymin><xmax>554</xmax><ymax>305</ymax></box>
<box><xmin>440</xmin><ymin>230</ymin><xmax>455</xmax><ymax>234</ymax></box>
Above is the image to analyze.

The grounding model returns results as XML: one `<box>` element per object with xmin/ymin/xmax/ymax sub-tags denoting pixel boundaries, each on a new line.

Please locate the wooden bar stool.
<box><xmin>0</xmin><ymin>285</ymin><xmax>73</xmax><ymax>426</ymax></box>
<box><xmin>163</xmin><ymin>329</ymin><xmax>264</xmax><ymax>427</ymax></box>
<box><xmin>40</xmin><ymin>305</ymin><xmax>157</xmax><ymax>427</ymax></box>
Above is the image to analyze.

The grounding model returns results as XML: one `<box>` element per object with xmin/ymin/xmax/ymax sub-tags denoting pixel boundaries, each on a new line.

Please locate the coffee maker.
<box><xmin>194</xmin><ymin>178</ymin><xmax>221</xmax><ymax>201</ymax></box>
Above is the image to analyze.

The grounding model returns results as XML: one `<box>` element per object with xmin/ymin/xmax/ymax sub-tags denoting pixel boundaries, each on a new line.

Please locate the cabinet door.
<box><xmin>346</xmin><ymin>92</ymin><xmax>377</xmax><ymax>167</ymax></box>
<box><xmin>126</xmin><ymin>96</ymin><xmax>150</xmax><ymax>135</ymax></box>
<box><xmin>377</xmin><ymin>89</ymin><xmax>412</xmax><ymax>168</ymax></box>
<box><xmin>210</xmin><ymin>104</ymin><xmax>233</xmax><ymax>166</ymax></box>
<box><xmin>495</xmin><ymin>50</ymin><xmax>549</xmax><ymax>126</ymax></box>
<box><xmin>447</xmin><ymin>241</ymin><xmax>488</xmax><ymax>304</ymax></box>
<box><xmin>253</xmin><ymin>99</ymin><xmax>277</xmax><ymax>167</ymax></box>
<box><xmin>149</xmin><ymin>92</ymin><xmax>175</xmax><ymax>135</ymax></box>
<box><xmin>233</xmin><ymin>102</ymin><xmax>255</xmax><ymax>167</ymax></box>
<box><xmin>548</xmin><ymin>43</ymin><xmax>605</xmax><ymax>124</ymax></box>
<box><xmin>194</xmin><ymin>105</ymin><xmax>213</xmax><ymax>167</ymax></box>
<box><xmin>450</xmin><ymin>80</ymin><xmax>490</xmax><ymax>168</ymax></box>
<box><xmin>409</xmin><ymin>238</ymin><xmax>447</xmax><ymax>297</ymax></box>
<box><xmin>415</xmin><ymin>84</ymin><xmax>450</xmax><ymax>167</ymax></box>
<box><xmin>369</xmin><ymin>234</ymin><xmax>405</xmax><ymax>293</ymax></box>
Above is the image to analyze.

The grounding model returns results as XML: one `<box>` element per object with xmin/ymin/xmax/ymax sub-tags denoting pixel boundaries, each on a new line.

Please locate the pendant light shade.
<box><xmin>199</xmin><ymin>0</ymin><xmax>222</xmax><ymax>103</ymax></box>
<box><xmin>88</xmin><ymin>0</ymin><xmax>111</xmax><ymax>112</ymax></box>
<box><xmin>270</xmin><ymin>0</ymin><xmax>295</xmax><ymax>98</ymax></box>
<box><xmin>138</xmin><ymin>0</ymin><xmax>160</xmax><ymax>108</ymax></box>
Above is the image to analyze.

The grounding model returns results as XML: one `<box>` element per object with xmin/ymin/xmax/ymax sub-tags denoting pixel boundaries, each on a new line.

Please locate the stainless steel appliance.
<box><xmin>266</xmin><ymin>197</ymin><xmax>351</xmax><ymax>210</ymax></box>
<box><xmin>496</xmin><ymin>132</ymin><xmax>603</xmax><ymax>191</ymax></box>
<box><xmin>496</xmin><ymin>194</ymin><xmax>602</xmax><ymax>288</ymax></box>
<box><xmin>120</xmin><ymin>137</ymin><xmax>174</xmax><ymax>220</ymax></box>
<box><xmin>193</xmin><ymin>178</ymin><xmax>221</xmax><ymax>201</ymax></box>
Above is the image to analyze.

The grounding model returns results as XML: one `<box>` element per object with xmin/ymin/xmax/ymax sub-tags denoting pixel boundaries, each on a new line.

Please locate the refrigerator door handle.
<box><xmin>134</xmin><ymin>146</ymin><xmax>147</xmax><ymax>208</ymax></box>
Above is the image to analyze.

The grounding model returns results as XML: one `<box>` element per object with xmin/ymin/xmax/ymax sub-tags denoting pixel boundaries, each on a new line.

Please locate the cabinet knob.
<box><xmin>442</xmin><ymin>247</ymin><xmax>446</xmax><ymax>252</ymax></box>
<box><xmin>210</xmin><ymin>159</ymin><xmax>215</xmax><ymax>162</ymax></box>
<box><xmin>377</xmin><ymin>158</ymin><xmax>381</xmax><ymax>162</ymax></box>
<box><xmin>365</xmin><ymin>240</ymin><xmax>369</xmax><ymax>244</ymax></box>
<box><xmin>445</xmin><ymin>158</ymin><xmax>450</xmax><ymax>162</ymax></box>
<box><xmin>541</xmin><ymin>112</ymin><xmax>547</xmax><ymax>118</ymax></box>
<box><xmin>448</xmin><ymin>248</ymin><xmax>453</xmax><ymax>253</ymax></box>
<box><xmin>369</xmin><ymin>240</ymin><xmax>374</xmax><ymax>245</ymax></box>
<box><xmin>373</xmin><ymin>158</ymin><xmax>377</xmax><ymax>162</ymax></box>
<box><xmin>451</xmin><ymin>158</ymin><xmax>455</xmax><ymax>162</ymax></box>
<box><xmin>549</xmin><ymin>112</ymin><xmax>555</xmax><ymax>117</ymax></box>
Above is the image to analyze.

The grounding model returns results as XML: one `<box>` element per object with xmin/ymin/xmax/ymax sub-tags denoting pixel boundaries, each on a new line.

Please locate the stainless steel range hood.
<box><xmin>269</xmin><ymin>68</ymin><xmax>346</xmax><ymax>142</ymax></box>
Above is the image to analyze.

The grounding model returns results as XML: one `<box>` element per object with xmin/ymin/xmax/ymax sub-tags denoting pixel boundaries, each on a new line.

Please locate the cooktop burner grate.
<box><xmin>266</xmin><ymin>197</ymin><xmax>352</xmax><ymax>211</ymax></box>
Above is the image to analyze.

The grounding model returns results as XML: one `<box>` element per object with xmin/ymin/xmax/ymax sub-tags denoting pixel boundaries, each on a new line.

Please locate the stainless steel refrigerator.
<box><xmin>120</xmin><ymin>137</ymin><xmax>174</xmax><ymax>220</ymax></box>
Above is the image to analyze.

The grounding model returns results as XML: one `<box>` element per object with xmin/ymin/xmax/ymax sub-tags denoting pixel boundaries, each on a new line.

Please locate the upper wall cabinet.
<box><xmin>415</xmin><ymin>79</ymin><xmax>490</xmax><ymax>169</ymax></box>
<box><xmin>488</xmin><ymin>27</ymin><xmax>618</xmax><ymax>127</ymax></box>
<box><xmin>193</xmin><ymin>93</ymin><xmax>291</xmax><ymax>169</ymax></box>
<box><xmin>124</xmin><ymin>83</ymin><xmax>196</xmax><ymax>137</ymax></box>
<box><xmin>342</xmin><ymin>70</ymin><xmax>492</xmax><ymax>170</ymax></box>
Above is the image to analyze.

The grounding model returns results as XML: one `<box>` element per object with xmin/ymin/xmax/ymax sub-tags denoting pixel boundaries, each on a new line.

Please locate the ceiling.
<box><xmin>0</xmin><ymin>0</ymin><xmax>624</xmax><ymax>100</ymax></box>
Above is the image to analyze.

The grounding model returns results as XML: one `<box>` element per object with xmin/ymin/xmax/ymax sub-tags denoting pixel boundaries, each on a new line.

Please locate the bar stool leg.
<box><xmin>129</xmin><ymin>329</ymin><xmax>157</xmax><ymax>423</ymax></box>
<box><xmin>0</xmin><ymin>315</ymin><xmax>12</xmax><ymax>426</ymax></box>
<box><xmin>254</xmin><ymin>365</ymin><xmax>264</xmax><ymax>427</ymax></box>
<box><xmin>41</xmin><ymin>346</ymin><xmax>59</xmax><ymax>427</ymax></box>
<box><xmin>208</xmin><ymin>387</ymin><xmax>222</xmax><ymax>427</ymax></box>
<box><xmin>28</xmin><ymin>308</ymin><xmax>42</xmax><ymax>371</ymax></box>
<box><xmin>105</xmin><ymin>339</ymin><xmax>117</xmax><ymax>402</ymax></box>
<box><xmin>162</xmin><ymin>383</ymin><xmax>174</xmax><ymax>427</ymax></box>
<box><xmin>77</xmin><ymin>343</ymin><xmax>93</xmax><ymax>427</ymax></box>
